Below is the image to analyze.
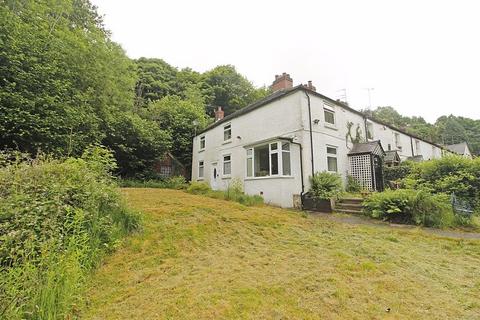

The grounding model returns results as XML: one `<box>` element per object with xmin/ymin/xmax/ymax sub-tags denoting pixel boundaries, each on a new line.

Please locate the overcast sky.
<box><xmin>91</xmin><ymin>0</ymin><xmax>480</xmax><ymax>123</ymax></box>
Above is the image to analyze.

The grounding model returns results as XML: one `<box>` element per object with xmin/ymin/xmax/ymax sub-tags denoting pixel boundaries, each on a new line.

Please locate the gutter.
<box><xmin>304</xmin><ymin>90</ymin><xmax>315</xmax><ymax>177</ymax></box>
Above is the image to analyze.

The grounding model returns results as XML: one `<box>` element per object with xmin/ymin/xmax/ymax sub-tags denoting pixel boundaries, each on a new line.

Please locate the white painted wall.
<box><xmin>191</xmin><ymin>92</ymin><xmax>304</xmax><ymax>207</ymax></box>
<box><xmin>192</xmin><ymin>88</ymin><xmax>446</xmax><ymax>207</ymax></box>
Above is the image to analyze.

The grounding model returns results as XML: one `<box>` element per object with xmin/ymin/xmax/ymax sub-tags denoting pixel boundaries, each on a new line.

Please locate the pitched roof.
<box><xmin>198</xmin><ymin>86</ymin><xmax>301</xmax><ymax>134</ymax></box>
<box><xmin>348</xmin><ymin>140</ymin><xmax>386</xmax><ymax>156</ymax></box>
<box><xmin>446</xmin><ymin>142</ymin><xmax>468</xmax><ymax>154</ymax></box>
<box><xmin>384</xmin><ymin>150</ymin><xmax>401</xmax><ymax>162</ymax></box>
<box><xmin>197</xmin><ymin>86</ymin><xmax>445</xmax><ymax>150</ymax></box>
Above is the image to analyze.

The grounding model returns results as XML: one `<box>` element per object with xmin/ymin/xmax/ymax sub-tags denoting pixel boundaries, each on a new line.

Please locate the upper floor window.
<box><xmin>224</xmin><ymin>124</ymin><xmax>232</xmax><ymax>141</ymax></box>
<box><xmin>394</xmin><ymin>132</ymin><xmax>401</xmax><ymax>150</ymax></box>
<box><xmin>223</xmin><ymin>155</ymin><xmax>231</xmax><ymax>176</ymax></box>
<box><xmin>366</xmin><ymin>122</ymin><xmax>374</xmax><ymax>140</ymax></box>
<box><xmin>198</xmin><ymin>160</ymin><xmax>204</xmax><ymax>178</ymax></box>
<box><xmin>200</xmin><ymin>136</ymin><xmax>205</xmax><ymax>150</ymax></box>
<box><xmin>246</xmin><ymin>141</ymin><xmax>292</xmax><ymax>178</ymax></box>
<box><xmin>324</xmin><ymin>108</ymin><xmax>335</xmax><ymax>125</ymax></box>
<box><xmin>327</xmin><ymin>146</ymin><xmax>338</xmax><ymax>172</ymax></box>
<box><xmin>415</xmin><ymin>140</ymin><xmax>421</xmax><ymax>155</ymax></box>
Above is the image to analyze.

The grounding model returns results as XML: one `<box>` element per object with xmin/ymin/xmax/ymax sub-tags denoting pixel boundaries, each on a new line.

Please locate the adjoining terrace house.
<box><xmin>191</xmin><ymin>73</ymin><xmax>447</xmax><ymax>208</ymax></box>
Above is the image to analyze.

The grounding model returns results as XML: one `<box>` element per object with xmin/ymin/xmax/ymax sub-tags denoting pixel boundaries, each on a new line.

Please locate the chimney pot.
<box><xmin>214</xmin><ymin>106</ymin><xmax>224</xmax><ymax>122</ymax></box>
<box><xmin>271</xmin><ymin>72</ymin><xmax>293</xmax><ymax>92</ymax></box>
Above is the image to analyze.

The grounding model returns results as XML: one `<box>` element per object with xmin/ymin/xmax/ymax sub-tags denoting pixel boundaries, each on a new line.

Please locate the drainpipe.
<box><xmin>410</xmin><ymin>137</ymin><xmax>415</xmax><ymax>156</ymax></box>
<box><xmin>304</xmin><ymin>90</ymin><xmax>315</xmax><ymax>177</ymax></box>
<box><xmin>291</xmin><ymin>141</ymin><xmax>305</xmax><ymax>196</ymax></box>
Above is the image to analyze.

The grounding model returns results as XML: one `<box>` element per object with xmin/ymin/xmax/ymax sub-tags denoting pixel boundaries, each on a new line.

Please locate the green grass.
<box><xmin>81</xmin><ymin>188</ymin><xmax>480</xmax><ymax>319</ymax></box>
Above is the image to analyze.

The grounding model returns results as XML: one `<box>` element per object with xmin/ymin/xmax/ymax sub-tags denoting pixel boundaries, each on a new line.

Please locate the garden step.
<box><xmin>335</xmin><ymin>208</ymin><xmax>364</xmax><ymax>214</ymax></box>
<box><xmin>335</xmin><ymin>203</ymin><xmax>363</xmax><ymax>210</ymax></box>
<box><xmin>337</xmin><ymin>198</ymin><xmax>363</xmax><ymax>205</ymax></box>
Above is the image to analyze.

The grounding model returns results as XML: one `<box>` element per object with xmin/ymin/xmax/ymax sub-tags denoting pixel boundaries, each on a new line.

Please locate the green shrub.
<box><xmin>0</xmin><ymin>146</ymin><xmax>139</xmax><ymax>319</ymax></box>
<box><xmin>404</xmin><ymin>155</ymin><xmax>480</xmax><ymax>210</ymax></box>
<box><xmin>309</xmin><ymin>171</ymin><xmax>343</xmax><ymax>200</ymax></box>
<box><xmin>345</xmin><ymin>175</ymin><xmax>362</xmax><ymax>193</ymax></box>
<box><xmin>384</xmin><ymin>162</ymin><xmax>413</xmax><ymax>184</ymax></box>
<box><xmin>186</xmin><ymin>180</ymin><xmax>263</xmax><ymax>206</ymax></box>
<box><xmin>363</xmin><ymin>189</ymin><xmax>456</xmax><ymax>227</ymax></box>
<box><xmin>187</xmin><ymin>181</ymin><xmax>211</xmax><ymax>195</ymax></box>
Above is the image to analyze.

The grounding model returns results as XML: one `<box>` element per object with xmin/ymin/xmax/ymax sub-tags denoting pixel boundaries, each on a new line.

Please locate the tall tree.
<box><xmin>202</xmin><ymin>65</ymin><xmax>269</xmax><ymax>116</ymax></box>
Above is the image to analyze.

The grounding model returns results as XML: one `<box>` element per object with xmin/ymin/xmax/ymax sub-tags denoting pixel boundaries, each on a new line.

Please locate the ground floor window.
<box><xmin>223</xmin><ymin>155</ymin><xmax>231</xmax><ymax>175</ymax></box>
<box><xmin>198</xmin><ymin>160</ymin><xmax>204</xmax><ymax>178</ymax></box>
<box><xmin>327</xmin><ymin>146</ymin><xmax>338</xmax><ymax>172</ymax></box>
<box><xmin>160</xmin><ymin>165</ymin><xmax>172</xmax><ymax>176</ymax></box>
<box><xmin>247</xmin><ymin>141</ymin><xmax>291</xmax><ymax>177</ymax></box>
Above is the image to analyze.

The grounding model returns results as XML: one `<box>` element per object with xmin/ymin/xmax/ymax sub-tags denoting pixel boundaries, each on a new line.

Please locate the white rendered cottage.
<box><xmin>191</xmin><ymin>73</ymin><xmax>445</xmax><ymax>208</ymax></box>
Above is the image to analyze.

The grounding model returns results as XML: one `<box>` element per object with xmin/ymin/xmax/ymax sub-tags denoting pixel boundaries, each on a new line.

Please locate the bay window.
<box><xmin>246</xmin><ymin>141</ymin><xmax>292</xmax><ymax>178</ymax></box>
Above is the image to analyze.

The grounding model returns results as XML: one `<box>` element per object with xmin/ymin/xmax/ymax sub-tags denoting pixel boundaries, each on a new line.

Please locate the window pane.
<box><xmin>254</xmin><ymin>145</ymin><xmax>269</xmax><ymax>177</ymax></box>
<box><xmin>327</xmin><ymin>156</ymin><xmax>337</xmax><ymax>172</ymax></box>
<box><xmin>223</xmin><ymin>155</ymin><xmax>231</xmax><ymax>161</ymax></box>
<box><xmin>247</xmin><ymin>158</ymin><xmax>253</xmax><ymax>177</ymax></box>
<box><xmin>271</xmin><ymin>152</ymin><xmax>278</xmax><ymax>175</ymax></box>
<box><xmin>270</xmin><ymin>142</ymin><xmax>278</xmax><ymax>151</ymax></box>
<box><xmin>282</xmin><ymin>151</ymin><xmax>291</xmax><ymax>175</ymax></box>
<box><xmin>324</xmin><ymin>109</ymin><xmax>335</xmax><ymax>124</ymax></box>
<box><xmin>223</xmin><ymin>162</ymin><xmax>231</xmax><ymax>175</ymax></box>
<box><xmin>247</xmin><ymin>148</ymin><xmax>252</xmax><ymax>156</ymax></box>
<box><xmin>199</xmin><ymin>166</ymin><xmax>204</xmax><ymax>178</ymax></box>
<box><xmin>282</xmin><ymin>142</ymin><xmax>290</xmax><ymax>151</ymax></box>
<box><xmin>200</xmin><ymin>137</ymin><xmax>205</xmax><ymax>149</ymax></box>
<box><xmin>327</xmin><ymin>146</ymin><xmax>337</xmax><ymax>154</ymax></box>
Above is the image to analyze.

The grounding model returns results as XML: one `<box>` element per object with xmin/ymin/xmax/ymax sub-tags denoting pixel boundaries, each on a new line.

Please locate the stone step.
<box><xmin>335</xmin><ymin>208</ymin><xmax>364</xmax><ymax>214</ymax></box>
<box><xmin>335</xmin><ymin>203</ymin><xmax>363</xmax><ymax>210</ymax></box>
<box><xmin>337</xmin><ymin>198</ymin><xmax>363</xmax><ymax>205</ymax></box>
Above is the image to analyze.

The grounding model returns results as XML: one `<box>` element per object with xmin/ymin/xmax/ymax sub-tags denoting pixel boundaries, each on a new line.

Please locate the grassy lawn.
<box><xmin>82</xmin><ymin>188</ymin><xmax>480</xmax><ymax>319</ymax></box>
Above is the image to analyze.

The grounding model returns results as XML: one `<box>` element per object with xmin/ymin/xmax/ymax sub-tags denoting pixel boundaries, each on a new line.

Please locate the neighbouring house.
<box><xmin>191</xmin><ymin>73</ymin><xmax>446</xmax><ymax>208</ymax></box>
<box><xmin>445</xmin><ymin>142</ymin><xmax>473</xmax><ymax>158</ymax></box>
<box><xmin>152</xmin><ymin>153</ymin><xmax>187</xmax><ymax>178</ymax></box>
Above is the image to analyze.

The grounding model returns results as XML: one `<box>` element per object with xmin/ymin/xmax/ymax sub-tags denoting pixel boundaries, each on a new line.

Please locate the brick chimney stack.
<box><xmin>214</xmin><ymin>106</ymin><xmax>224</xmax><ymax>122</ymax></box>
<box><xmin>271</xmin><ymin>72</ymin><xmax>293</xmax><ymax>92</ymax></box>
<box><xmin>303</xmin><ymin>80</ymin><xmax>316</xmax><ymax>92</ymax></box>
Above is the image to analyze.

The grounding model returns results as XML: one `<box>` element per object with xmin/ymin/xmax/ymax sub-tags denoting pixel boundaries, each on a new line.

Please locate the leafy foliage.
<box><xmin>404</xmin><ymin>155</ymin><xmax>480</xmax><ymax>210</ymax></box>
<box><xmin>186</xmin><ymin>181</ymin><xmax>263</xmax><ymax>206</ymax></box>
<box><xmin>309</xmin><ymin>171</ymin><xmax>343</xmax><ymax>200</ymax></box>
<box><xmin>345</xmin><ymin>175</ymin><xmax>362</xmax><ymax>193</ymax></box>
<box><xmin>0</xmin><ymin>146</ymin><xmax>140</xmax><ymax>319</ymax></box>
<box><xmin>363</xmin><ymin>189</ymin><xmax>455</xmax><ymax>227</ymax></box>
<box><xmin>384</xmin><ymin>162</ymin><xmax>413</xmax><ymax>184</ymax></box>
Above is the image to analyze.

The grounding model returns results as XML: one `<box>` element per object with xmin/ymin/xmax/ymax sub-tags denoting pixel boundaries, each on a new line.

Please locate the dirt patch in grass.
<box><xmin>81</xmin><ymin>188</ymin><xmax>480</xmax><ymax>319</ymax></box>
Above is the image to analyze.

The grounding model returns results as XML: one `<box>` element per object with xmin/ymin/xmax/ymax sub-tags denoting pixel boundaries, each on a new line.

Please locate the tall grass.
<box><xmin>186</xmin><ymin>180</ymin><xmax>263</xmax><ymax>206</ymax></box>
<box><xmin>0</xmin><ymin>147</ymin><xmax>140</xmax><ymax>319</ymax></box>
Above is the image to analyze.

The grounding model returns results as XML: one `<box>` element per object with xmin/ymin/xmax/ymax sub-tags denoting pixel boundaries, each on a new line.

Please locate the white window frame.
<box><xmin>222</xmin><ymin>154</ymin><xmax>231</xmax><ymax>177</ymax></box>
<box><xmin>199</xmin><ymin>135</ymin><xmax>205</xmax><ymax>150</ymax></box>
<box><xmin>246</xmin><ymin>140</ymin><xmax>292</xmax><ymax>178</ymax></box>
<box><xmin>323</xmin><ymin>107</ymin><xmax>336</xmax><ymax>126</ymax></box>
<box><xmin>394</xmin><ymin>132</ymin><xmax>401</xmax><ymax>150</ymax></box>
<box><xmin>281</xmin><ymin>141</ymin><xmax>291</xmax><ymax>176</ymax></box>
<box><xmin>246</xmin><ymin>148</ymin><xmax>253</xmax><ymax>177</ymax></box>
<box><xmin>326</xmin><ymin>145</ymin><xmax>338</xmax><ymax>172</ymax></box>
<box><xmin>223</xmin><ymin>123</ymin><xmax>232</xmax><ymax>142</ymax></box>
<box><xmin>198</xmin><ymin>160</ymin><xmax>204</xmax><ymax>179</ymax></box>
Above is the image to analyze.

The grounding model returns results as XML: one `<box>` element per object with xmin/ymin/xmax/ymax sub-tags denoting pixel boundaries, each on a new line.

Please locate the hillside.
<box><xmin>81</xmin><ymin>189</ymin><xmax>480</xmax><ymax>319</ymax></box>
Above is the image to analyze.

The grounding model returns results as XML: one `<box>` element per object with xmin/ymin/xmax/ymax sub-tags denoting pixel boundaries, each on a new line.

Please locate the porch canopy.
<box><xmin>348</xmin><ymin>141</ymin><xmax>386</xmax><ymax>191</ymax></box>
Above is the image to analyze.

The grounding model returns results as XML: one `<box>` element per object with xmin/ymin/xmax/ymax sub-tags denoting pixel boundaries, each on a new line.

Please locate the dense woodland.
<box><xmin>1</xmin><ymin>1</ymin><xmax>478</xmax><ymax>181</ymax></box>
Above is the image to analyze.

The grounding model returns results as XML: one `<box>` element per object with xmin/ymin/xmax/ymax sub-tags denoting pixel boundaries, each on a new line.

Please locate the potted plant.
<box><xmin>303</xmin><ymin>171</ymin><xmax>343</xmax><ymax>212</ymax></box>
